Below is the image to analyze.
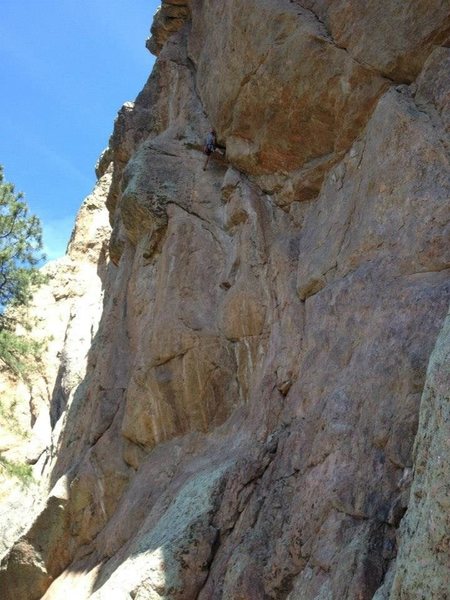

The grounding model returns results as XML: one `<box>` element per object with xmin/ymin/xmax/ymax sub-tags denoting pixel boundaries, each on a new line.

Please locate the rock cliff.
<box><xmin>0</xmin><ymin>172</ymin><xmax>110</xmax><ymax>562</ymax></box>
<box><xmin>0</xmin><ymin>1</ymin><xmax>449</xmax><ymax>599</ymax></box>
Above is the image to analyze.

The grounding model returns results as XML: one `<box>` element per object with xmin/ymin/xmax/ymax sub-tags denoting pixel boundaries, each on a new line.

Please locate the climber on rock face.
<box><xmin>203</xmin><ymin>129</ymin><xmax>225</xmax><ymax>170</ymax></box>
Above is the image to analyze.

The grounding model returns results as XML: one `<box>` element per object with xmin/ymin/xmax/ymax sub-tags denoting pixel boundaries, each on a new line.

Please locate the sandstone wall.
<box><xmin>0</xmin><ymin>172</ymin><xmax>111</xmax><ymax>560</ymax></box>
<box><xmin>0</xmin><ymin>1</ymin><xmax>449</xmax><ymax>599</ymax></box>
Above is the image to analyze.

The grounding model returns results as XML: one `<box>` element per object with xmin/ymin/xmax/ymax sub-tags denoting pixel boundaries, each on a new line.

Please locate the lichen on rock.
<box><xmin>0</xmin><ymin>2</ymin><xmax>449</xmax><ymax>599</ymax></box>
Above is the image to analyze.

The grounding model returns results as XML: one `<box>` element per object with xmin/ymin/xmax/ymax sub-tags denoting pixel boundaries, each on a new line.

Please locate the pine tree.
<box><xmin>0</xmin><ymin>166</ymin><xmax>46</xmax><ymax>375</ymax></box>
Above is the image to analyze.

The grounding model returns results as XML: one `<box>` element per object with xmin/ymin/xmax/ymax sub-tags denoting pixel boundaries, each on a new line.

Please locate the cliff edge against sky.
<box><xmin>0</xmin><ymin>1</ymin><xmax>449</xmax><ymax>598</ymax></box>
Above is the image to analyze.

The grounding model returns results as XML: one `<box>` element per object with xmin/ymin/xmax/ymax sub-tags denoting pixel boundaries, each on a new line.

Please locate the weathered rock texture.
<box><xmin>390</xmin><ymin>307</ymin><xmax>450</xmax><ymax>600</ymax></box>
<box><xmin>0</xmin><ymin>173</ymin><xmax>110</xmax><ymax>559</ymax></box>
<box><xmin>1</xmin><ymin>1</ymin><xmax>449</xmax><ymax>599</ymax></box>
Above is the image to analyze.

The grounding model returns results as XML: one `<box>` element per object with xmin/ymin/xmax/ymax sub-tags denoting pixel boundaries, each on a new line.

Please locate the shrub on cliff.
<box><xmin>0</xmin><ymin>165</ymin><xmax>46</xmax><ymax>375</ymax></box>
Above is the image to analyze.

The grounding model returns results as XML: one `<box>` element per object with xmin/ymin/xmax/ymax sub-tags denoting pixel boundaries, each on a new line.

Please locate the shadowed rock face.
<box><xmin>0</xmin><ymin>2</ymin><xmax>449</xmax><ymax>599</ymax></box>
<box><xmin>0</xmin><ymin>172</ymin><xmax>111</xmax><ymax>564</ymax></box>
<box><xmin>389</xmin><ymin>307</ymin><xmax>450</xmax><ymax>600</ymax></box>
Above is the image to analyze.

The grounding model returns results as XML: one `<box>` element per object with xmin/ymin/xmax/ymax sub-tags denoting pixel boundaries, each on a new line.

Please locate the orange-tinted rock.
<box><xmin>1</xmin><ymin>4</ymin><xmax>449</xmax><ymax>600</ymax></box>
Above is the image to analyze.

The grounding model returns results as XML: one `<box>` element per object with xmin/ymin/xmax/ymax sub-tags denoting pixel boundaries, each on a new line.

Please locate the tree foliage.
<box><xmin>0</xmin><ymin>166</ymin><xmax>46</xmax><ymax>374</ymax></box>
<box><xmin>0</xmin><ymin>455</ymin><xmax>33</xmax><ymax>486</ymax></box>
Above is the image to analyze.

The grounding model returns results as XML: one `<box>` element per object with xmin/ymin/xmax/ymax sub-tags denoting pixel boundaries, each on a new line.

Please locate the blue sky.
<box><xmin>0</xmin><ymin>0</ymin><xmax>160</xmax><ymax>260</ymax></box>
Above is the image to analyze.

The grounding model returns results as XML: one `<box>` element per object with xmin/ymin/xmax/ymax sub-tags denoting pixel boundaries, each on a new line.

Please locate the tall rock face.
<box><xmin>1</xmin><ymin>2</ymin><xmax>449</xmax><ymax>599</ymax></box>
<box><xmin>0</xmin><ymin>173</ymin><xmax>111</xmax><ymax>561</ymax></box>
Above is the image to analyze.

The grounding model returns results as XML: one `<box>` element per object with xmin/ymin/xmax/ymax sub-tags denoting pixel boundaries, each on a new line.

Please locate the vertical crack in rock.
<box><xmin>0</xmin><ymin>4</ymin><xmax>449</xmax><ymax>600</ymax></box>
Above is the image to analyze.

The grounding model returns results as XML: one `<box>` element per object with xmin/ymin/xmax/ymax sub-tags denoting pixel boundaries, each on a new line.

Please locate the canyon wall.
<box><xmin>0</xmin><ymin>172</ymin><xmax>110</xmax><ymax>560</ymax></box>
<box><xmin>0</xmin><ymin>1</ymin><xmax>449</xmax><ymax>598</ymax></box>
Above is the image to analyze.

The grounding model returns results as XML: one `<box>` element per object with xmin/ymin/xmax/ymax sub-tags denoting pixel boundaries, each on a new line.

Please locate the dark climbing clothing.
<box><xmin>204</xmin><ymin>132</ymin><xmax>216</xmax><ymax>155</ymax></box>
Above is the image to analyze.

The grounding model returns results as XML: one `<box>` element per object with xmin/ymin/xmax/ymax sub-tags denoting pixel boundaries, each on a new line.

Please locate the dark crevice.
<box><xmin>290</xmin><ymin>0</ymin><xmax>408</xmax><ymax>84</ymax></box>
